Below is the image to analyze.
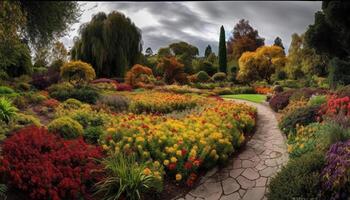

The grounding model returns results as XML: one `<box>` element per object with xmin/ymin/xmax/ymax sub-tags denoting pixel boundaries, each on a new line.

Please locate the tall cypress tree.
<box><xmin>218</xmin><ymin>25</ymin><xmax>227</xmax><ymax>73</ymax></box>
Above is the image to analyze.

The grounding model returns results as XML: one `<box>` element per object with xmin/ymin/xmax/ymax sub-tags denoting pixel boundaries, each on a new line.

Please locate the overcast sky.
<box><xmin>60</xmin><ymin>1</ymin><xmax>322</xmax><ymax>56</ymax></box>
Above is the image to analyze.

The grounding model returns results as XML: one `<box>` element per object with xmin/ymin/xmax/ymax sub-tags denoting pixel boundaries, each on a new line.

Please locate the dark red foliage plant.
<box><xmin>0</xmin><ymin>126</ymin><xmax>104</xmax><ymax>200</ymax></box>
<box><xmin>269</xmin><ymin>90</ymin><xmax>295</xmax><ymax>112</ymax></box>
<box><xmin>116</xmin><ymin>83</ymin><xmax>132</xmax><ymax>91</ymax></box>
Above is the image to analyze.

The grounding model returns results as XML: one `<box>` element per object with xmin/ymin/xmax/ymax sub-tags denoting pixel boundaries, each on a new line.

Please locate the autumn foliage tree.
<box><xmin>125</xmin><ymin>64</ymin><xmax>154</xmax><ymax>88</ymax></box>
<box><xmin>157</xmin><ymin>56</ymin><xmax>187</xmax><ymax>84</ymax></box>
<box><xmin>237</xmin><ymin>45</ymin><xmax>286</xmax><ymax>84</ymax></box>
<box><xmin>227</xmin><ymin>19</ymin><xmax>265</xmax><ymax>60</ymax></box>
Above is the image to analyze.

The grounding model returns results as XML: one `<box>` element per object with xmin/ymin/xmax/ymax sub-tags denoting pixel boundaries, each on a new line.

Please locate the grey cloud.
<box><xmin>62</xmin><ymin>1</ymin><xmax>322</xmax><ymax>56</ymax></box>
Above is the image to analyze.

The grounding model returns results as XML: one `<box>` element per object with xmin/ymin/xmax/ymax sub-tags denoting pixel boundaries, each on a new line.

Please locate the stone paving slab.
<box><xmin>174</xmin><ymin>100</ymin><xmax>289</xmax><ymax>200</ymax></box>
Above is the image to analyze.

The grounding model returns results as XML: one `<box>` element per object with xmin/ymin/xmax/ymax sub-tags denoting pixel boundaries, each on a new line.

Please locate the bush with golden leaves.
<box><xmin>60</xmin><ymin>61</ymin><xmax>96</xmax><ymax>85</ymax></box>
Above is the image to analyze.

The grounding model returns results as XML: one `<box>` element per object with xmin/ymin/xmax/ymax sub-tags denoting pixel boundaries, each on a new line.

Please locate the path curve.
<box><xmin>175</xmin><ymin>99</ymin><xmax>289</xmax><ymax>200</ymax></box>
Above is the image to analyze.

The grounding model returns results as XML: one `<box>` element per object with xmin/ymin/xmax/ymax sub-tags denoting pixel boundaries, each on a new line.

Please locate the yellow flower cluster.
<box><xmin>122</xmin><ymin>91</ymin><xmax>200</xmax><ymax>114</ymax></box>
<box><xmin>287</xmin><ymin>123</ymin><xmax>323</xmax><ymax>158</ymax></box>
<box><xmin>101</xmin><ymin>98</ymin><xmax>257</xmax><ymax>182</ymax></box>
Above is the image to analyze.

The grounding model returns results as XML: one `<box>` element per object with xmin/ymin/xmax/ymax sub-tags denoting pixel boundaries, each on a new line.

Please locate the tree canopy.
<box><xmin>237</xmin><ymin>45</ymin><xmax>286</xmax><ymax>83</ymax></box>
<box><xmin>227</xmin><ymin>19</ymin><xmax>265</xmax><ymax>60</ymax></box>
<box><xmin>305</xmin><ymin>1</ymin><xmax>350</xmax><ymax>59</ymax></box>
<box><xmin>19</xmin><ymin>1</ymin><xmax>81</xmax><ymax>48</ymax></box>
<box><xmin>273</xmin><ymin>37</ymin><xmax>285</xmax><ymax>51</ymax></box>
<box><xmin>71</xmin><ymin>11</ymin><xmax>143</xmax><ymax>78</ymax></box>
<box><xmin>204</xmin><ymin>45</ymin><xmax>212</xmax><ymax>58</ymax></box>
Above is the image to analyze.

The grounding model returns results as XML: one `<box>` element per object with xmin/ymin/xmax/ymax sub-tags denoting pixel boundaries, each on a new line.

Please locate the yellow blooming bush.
<box><xmin>101</xmin><ymin>99</ymin><xmax>257</xmax><ymax>185</ymax></box>
<box><xmin>124</xmin><ymin>91</ymin><xmax>200</xmax><ymax>114</ymax></box>
<box><xmin>287</xmin><ymin>123</ymin><xmax>326</xmax><ymax>158</ymax></box>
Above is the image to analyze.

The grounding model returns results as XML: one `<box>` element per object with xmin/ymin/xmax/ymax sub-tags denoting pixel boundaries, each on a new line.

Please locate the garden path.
<box><xmin>174</xmin><ymin>99</ymin><xmax>289</xmax><ymax>200</ymax></box>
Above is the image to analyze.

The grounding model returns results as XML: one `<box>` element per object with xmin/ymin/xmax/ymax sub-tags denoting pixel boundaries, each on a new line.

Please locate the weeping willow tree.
<box><xmin>71</xmin><ymin>11</ymin><xmax>142</xmax><ymax>78</ymax></box>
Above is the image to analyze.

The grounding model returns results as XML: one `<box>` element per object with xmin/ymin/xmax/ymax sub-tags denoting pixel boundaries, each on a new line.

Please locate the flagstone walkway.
<box><xmin>175</xmin><ymin>99</ymin><xmax>289</xmax><ymax>200</ymax></box>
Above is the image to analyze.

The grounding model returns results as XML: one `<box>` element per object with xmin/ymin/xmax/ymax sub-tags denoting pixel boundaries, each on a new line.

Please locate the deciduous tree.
<box><xmin>71</xmin><ymin>11</ymin><xmax>142</xmax><ymax>78</ymax></box>
<box><xmin>227</xmin><ymin>19</ymin><xmax>265</xmax><ymax>60</ymax></box>
<box><xmin>237</xmin><ymin>46</ymin><xmax>286</xmax><ymax>83</ymax></box>
<box><xmin>157</xmin><ymin>56</ymin><xmax>186</xmax><ymax>84</ymax></box>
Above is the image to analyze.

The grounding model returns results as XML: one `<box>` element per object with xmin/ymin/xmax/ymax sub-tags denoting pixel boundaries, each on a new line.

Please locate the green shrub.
<box><xmin>48</xmin><ymin>117</ymin><xmax>83</xmax><ymax>139</ymax></box>
<box><xmin>95</xmin><ymin>154</ymin><xmax>163</xmax><ymax>200</ymax></box>
<box><xmin>196</xmin><ymin>71</ymin><xmax>211</xmax><ymax>83</ymax></box>
<box><xmin>274</xmin><ymin>79</ymin><xmax>302</xmax><ymax>88</ymax></box>
<box><xmin>25</xmin><ymin>92</ymin><xmax>47</xmax><ymax>104</ymax></box>
<box><xmin>0</xmin><ymin>86</ymin><xmax>17</xmax><ymax>98</ymax></box>
<box><xmin>0</xmin><ymin>86</ymin><xmax>15</xmax><ymax>95</ymax></box>
<box><xmin>48</xmin><ymin>82</ymin><xmax>74</xmax><ymax>94</ymax></box>
<box><xmin>16</xmin><ymin>82</ymin><xmax>31</xmax><ymax>91</ymax></box>
<box><xmin>12</xmin><ymin>95</ymin><xmax>28</xmax><ymax>109</ymax></box>
<box><xmin>212</xmin><ymin>72</ymin><xmax>227</xmax><ymax>82</ymax></box>
<box><xmin>62</xmin><ymin>98</ymin><xmax>83</xmax><ymax>109</ymax></box>
<box><xmin>316</xmin><ymin>122</ymin><xmax>350</xmax><ymax>151</ymax></box>
<box><xmin>212</xmin><ymin>87</ymin><xmax>233</xmax><ymax>95</ymax></box>
<box><xmin>308</xmin><ymin>95</ymin><xmax>327</xmax><ymax>106</ymax></box>
<box><xmin>191</xmin><ymin>82</ymin><xmax>217</xmax><ymax>89</ymax></box>
<box><xmin>336</xmin><ymin>85</ymin><xmax>350</xmax><ymax>98</ymax></box>
<box><xmin>279</xmin><ymin>105</ymin><xmax>320</xmax><ymax>135</ymax></box>
<box><xmin>287</xmin><ymin>123</ymin><xmax>327</xmax><ymax>158</ymax></box>
<box><xmin>98</xmin><ymin>95</ymin><xmax>130</xmax><ymax>112</ymax></box>
<box><xmin>0</xmin><ymin>98</ymin><xmax>18</xmax><ymax>124</ymax></box>
<box><xmin>72</xmin><ymin>111</ymin><xmax>104</xmax><ymax>128</ymax></box>
<box><xmin>231</xmin><ymin>86</ymin><xmax>255</xmax><ymax>94</ymax></box>
<box><xmin>49</xmin><ymin>83</ymin><xmax>100</xmax><ymax>104</ymax></box>
<box><xmin>0</xmin><ymin>113</ymin><xmax>41</xmax><ymax>138</ymax></box>
<box><xmin>83</xmin><ymin>126</ymin><xmax>104</xmax><ymax>144</ymax></box>
<box><xmin>203</xmin><ymin>61</ymin><xmax>218</xmax><ymax>76</ymax></box>
<box><xmin>16</xmin><ymin>113</ymin><xmax>41</xmax><ymax>127</ymax></box>
<box><xmin>267</xmin><ymin>151</ymin><xmax>325</xmax><ymax>200</ymax></box>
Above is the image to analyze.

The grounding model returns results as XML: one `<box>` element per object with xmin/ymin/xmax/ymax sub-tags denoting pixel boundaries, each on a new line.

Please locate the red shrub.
<box><xmin>42</xmin><ymin>98</ymin><xmax>60</xmax><ymax>108</ymax></box>
<box><xmin>319</xmin><ymin>95</ymin><xmax>350</xmax><ymax>117</ymax></box>
<box><xmin>269</xmin><ymin>90</ymin><xmax>295</xmax><ymax>112</ymax></box>
<box><xmin>116</xmin><ymin>83</ymin><xmax>132</xmax><ymax>91</ymax></box>
<box><xmin>0</xmin><ymin>126</ymin><xmax>104</xmax><ymax>200</ymax></box>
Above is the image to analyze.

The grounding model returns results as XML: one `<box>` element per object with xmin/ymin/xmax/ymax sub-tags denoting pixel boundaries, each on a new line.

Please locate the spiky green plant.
<box><xmin>94</xmin><ymin>154</ymin><xmax>162</xmax><ymax>200</ymax></box>
<box><xmin>0</xmin><ymin>184</ymin><xmax>6</xmax><ymax>199</ymax></box>
<box><xmin>0</xmin><ymin>98</ymin><xmax>18</xmax><ymax>124</ymax></box>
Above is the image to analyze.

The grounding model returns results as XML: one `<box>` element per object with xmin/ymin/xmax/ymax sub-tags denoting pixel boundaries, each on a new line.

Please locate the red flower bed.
<box><xmin>0</xmin><ymin>126</ymin><xmax>104</xmax><ymax>200</ymax></box>
<box><xmin>319</xmin><ymin>95</ymin><xmax>350</xmax><ymax>117</ymax></box>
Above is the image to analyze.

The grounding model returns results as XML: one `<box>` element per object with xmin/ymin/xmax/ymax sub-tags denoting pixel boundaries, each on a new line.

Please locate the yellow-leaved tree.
<box><xmin>237</xmin><ymin>45</ymin><xmax>286</xmax><ymax>84</ymax></box>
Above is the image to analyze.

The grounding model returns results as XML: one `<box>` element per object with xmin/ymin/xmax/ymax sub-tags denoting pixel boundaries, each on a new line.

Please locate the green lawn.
<box><xmin>221</xmin><ymin>94</ymin><xmax>266</xmax><ymax>103</ymax></box>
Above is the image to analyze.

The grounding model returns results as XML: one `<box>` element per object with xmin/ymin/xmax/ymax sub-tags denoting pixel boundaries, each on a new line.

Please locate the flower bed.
<box><xmin>123</xmin><ymin>91</ymin><xmax>200</xmax><ymax>114</ymax></box>
<box><xmin>254</xmin><ymin>86</ymin><xmax>273</xmax><ymax>94</ymax></box>
<box><xmin>100</xmin><ymin>100</ymin><xmax>257</xmax><ymax>185</ymax></box>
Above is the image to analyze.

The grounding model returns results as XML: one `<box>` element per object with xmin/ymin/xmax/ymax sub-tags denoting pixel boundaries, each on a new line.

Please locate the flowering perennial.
<box><xmin>101</xmin><ymin>100</ymin><xmax>256</xmax><ymax>185</ymax></box>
